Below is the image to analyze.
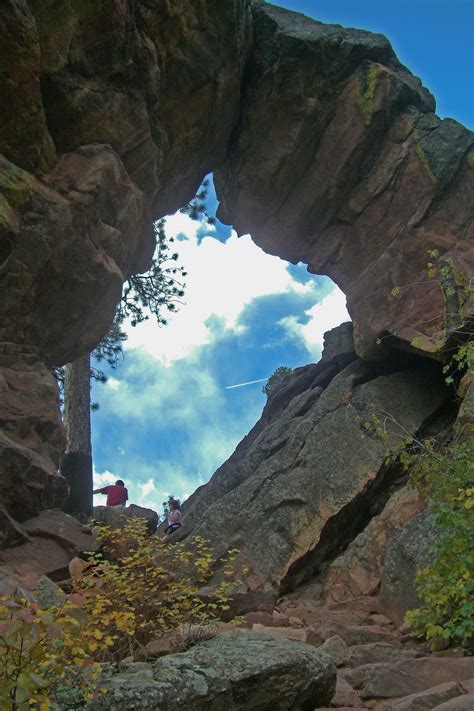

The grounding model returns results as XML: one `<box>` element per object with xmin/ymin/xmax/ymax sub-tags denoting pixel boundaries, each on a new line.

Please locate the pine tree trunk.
<box><xmin>60</xmin><ymin>353</ymin><xmax>93</xmax><ymax>517</ymax></box>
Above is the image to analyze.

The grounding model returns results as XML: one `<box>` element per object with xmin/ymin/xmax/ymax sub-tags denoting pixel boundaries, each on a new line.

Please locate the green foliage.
<box><xmin>404</xmin><ymin>429</ymin><xmax>474</xmax><ymax>648</ymax></box>
<box><xmin>80</xmin><ymin>518</ymin><xmax>238</xmax><ymax>660</ymax></box>
<box><xmin>117</xmin><ymin>219</ymin><xmax>187</xmax><ymax>329</ymax></box>
<box><xmin>357</xmin><ymin>63</ymin><xmax>378</xmax><ymax>125</ymax></box>
<box><xmin>0</xmin><ymin>519</ymin><xmax>239</xmax><ymax>707</ymax></box>
<box><xmin>0</xmin><ymin>578</ymin><xmax>104</xmax><ymax>710</ymax></box>
<box><xmin>443</xmin><ymin>340</ymin><xmax>474</xmax><ymax>386</ymax></box>
<box><xmin>262</xmin><ymin>366</ymin><xmax>292</xmax><ymax>398</ymax></box>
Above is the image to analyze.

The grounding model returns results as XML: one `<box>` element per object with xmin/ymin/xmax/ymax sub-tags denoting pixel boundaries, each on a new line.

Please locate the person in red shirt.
<box><xmin>93</xmin><ymin>480</ymin><xmax>128</xmax><ymax>508</ymax></box>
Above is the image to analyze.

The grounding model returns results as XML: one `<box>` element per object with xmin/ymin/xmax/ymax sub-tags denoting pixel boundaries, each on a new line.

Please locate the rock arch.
<box><xmin>0</xmin><ymin>1</ymin><xmax>472</xmax><ymax>532</ymax></box>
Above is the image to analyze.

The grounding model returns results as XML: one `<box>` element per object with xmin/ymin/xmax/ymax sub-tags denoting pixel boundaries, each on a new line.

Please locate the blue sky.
<box><xmin>92</xmin><ymin>1</ymin><xmax>472</xmax><ymax>514</ymax></box>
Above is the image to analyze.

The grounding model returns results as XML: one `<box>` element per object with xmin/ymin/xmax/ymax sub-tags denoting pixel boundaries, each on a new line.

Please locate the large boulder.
<box><xmin>178</xmin><ymin>355</ymin><xmax>449</xmax><ymax>591</ymax></box>
<box><xmin>93</xmin><ymin>504</ymin><xmax>159</xmax><ymax>536</ymax></box>
<box><xmin>0</xmin><ymin>509</ymin><xmax>98</xmax><ymax>581</ymax></box>
<box><xmin>379</xmin><ymin>507</ymin><xmax>442</xmax><ymax>624</ymax></box>
<box><xmin>319</xmin><ymin>485</ymin><xmax>424</xmax><ymax>605</ymax></box>
<box><xmin>88</xmin><ymin>630</ymin><xmax>337</xmax><ymax>710</ymax></box>
<box><xmin>346</xmin><ymin>657</ymin><xmax>474</xmax><ymax>700</ymax></box>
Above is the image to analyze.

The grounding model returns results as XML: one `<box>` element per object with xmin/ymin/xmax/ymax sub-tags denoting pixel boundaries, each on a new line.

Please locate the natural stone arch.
<box><xmin>0</xmin><ymin>0</ymin><xmax>472</xmax><ymax>530</ymax></box>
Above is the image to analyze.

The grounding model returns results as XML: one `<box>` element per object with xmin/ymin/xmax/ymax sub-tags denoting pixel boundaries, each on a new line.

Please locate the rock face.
<box><xmin>216</xmin><ymin>3</ymin><xmax>474</xmax><ymax>360</ymax></box>
<box><xmin>0</xmin><ymin>509</ymin><xmax>99</xmax><ymax>581</ymax></box>
<box><xmin>0</xmin><ymin>350</ymin><xmax>67</xmax><ymax>523</ymax></box>
<box><xmin>92</xmin><ymin>504</ymin><xmax>159</xmax><ymax>536</ymax></box>
<box><xmin>178</xmin><ymin>325</ymin><xmax>450</xmax><ymax>591</ymax></box>
<box><xmin>0</xmin><ymin>0</ymin><xmax>472</xmax><ymax>573</ymax></box>
<box><xmin>0</xmin><ymin>0</ymin><xmax>252</xmax><ymax>524</ymax></box>
<box><xmin>89</xmin><ymin>630</ymin><xmax>337</xmax><ymax>710</ymax></box>
<box><xmin>379</xmin><ymin>507</ymin><xmax>442</xmax><ymax>624</ymax></box>
<box><xmin>318</xmin><ymin>485</ymin><xmax>425</xmax><ymax>605</ymax></box>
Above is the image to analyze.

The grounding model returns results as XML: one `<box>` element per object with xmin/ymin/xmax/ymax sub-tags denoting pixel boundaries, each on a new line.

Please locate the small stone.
<box><xmin>288</xmin><ymin>616</ymin><xmax>305</xmax><ymax>628</ymax></box>
<box><xmin>369</xmin><ymin>614</ymin><xmax>392</xmax><ymax>626</ymax></box>
<box><xmin>252</xmin><ymin>623</ymin><xmax>307</xmax><ymax>644</ymax></box>
<box><xmin>319</xmin><ymin>635</ymin><xmax>351</xmax><ymax>667</ymax></box>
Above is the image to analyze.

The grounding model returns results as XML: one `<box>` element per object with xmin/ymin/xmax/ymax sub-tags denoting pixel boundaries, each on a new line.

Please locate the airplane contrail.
<box><xmin>224</xmin><ymin>377</ymin><xmax>268</xmax><ymax>390</ymax></box>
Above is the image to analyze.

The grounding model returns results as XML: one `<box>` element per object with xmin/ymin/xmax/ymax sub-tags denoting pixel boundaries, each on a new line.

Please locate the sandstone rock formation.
<box><xmin>378</xmin><ymin>507</ymin><xmax>442</xmax><ymax>624</ymax></box>
<box><xmin>0</xmin><ymin>0</ymin><xmax>472</xmax><ymax>628</ymax></box>
<box><xmin>318</xmin><ymin>485</ymin><xmax>425</xmax><ymax>605</ymax></box>
<box><xmin>87</xmin><ymin>630</ymin><xmax>337</xmax><ymax>710</ymax></box>
<box><xmin>177</xmin><ymin>323</ymin><xmax>451</xmax><ymax>592</ymax></box>
<box><xmin>0</xmin><ymin>509</ymin><xmax>99</xmax><ymax>583</ymax></box>
<box><xmin>93</xmin><ymin>503</ymin><xmax>159</xmax><ymax>536</ymax></box>
<box><xmin>216</xmin><ymin>3</ymin><xmax>474</xmax><ymax>360</ymax></box>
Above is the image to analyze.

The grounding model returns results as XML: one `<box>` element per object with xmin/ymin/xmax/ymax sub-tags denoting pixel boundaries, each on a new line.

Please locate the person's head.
<box><xmin>115</xmin><ymin>480</ymin><xmax>125</xmax><ymax>487</ymax></box>
<box><xmin>170</xmin><ymin>498</ymin><xmax>180</xmax><ymax>511</ymax></box>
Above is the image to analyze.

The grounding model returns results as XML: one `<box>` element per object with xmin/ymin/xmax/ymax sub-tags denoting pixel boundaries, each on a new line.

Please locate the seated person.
<box><xmin>163</xmin><ymin>499</ymin><xmax>182</xmax><ymax>540</ymax></box>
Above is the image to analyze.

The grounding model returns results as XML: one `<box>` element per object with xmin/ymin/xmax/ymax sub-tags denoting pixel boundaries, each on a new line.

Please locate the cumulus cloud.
<box><xmin>279</xmin><ymin>287</ymin><xmax>350</xmax><ymax>359</ymax></box>
<box><xmin>91</xmin><ymin>199</ymin><xmax>349</xmax><ymax>509</ymax></box>
<box><xmin>124</xmin><ymin>217</ymin><xmax>315</xmax><ymax>365</ymax></box>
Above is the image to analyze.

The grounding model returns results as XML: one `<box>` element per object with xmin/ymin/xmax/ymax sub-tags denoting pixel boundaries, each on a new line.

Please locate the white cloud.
<box><xmin>124</xmin><ymin>219</ymin><xmax>314</xmax><ymax>365</ymax></box>
<box><xmin>279</xmin><ymin>287</ymin><xmax>350</xmax><ymax>359</ymax></box>
<box><xmin>91</xmin><ymin>206</ymin><xmax>350</xmax><ymax>510</ymax></box>
<box><xmin>107</xmin><ymin>377</ymin><xmax>121</xmax><ymax>390</ymax></box>
<box><xmin>140</xmin><ymin>479</ymin><xmax>157</xmax><ymax>497</ymax></box>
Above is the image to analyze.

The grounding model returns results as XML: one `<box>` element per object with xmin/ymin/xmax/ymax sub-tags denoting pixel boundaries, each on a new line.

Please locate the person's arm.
<box><xmin>124</xmin><ymin>488</ymin><xmax>129</xmax><ymax>501</ymax></box>
<box><xmin>92</xmin><ymin>487</ymin><xmax>107</xmax><ymax>495</ymax></box>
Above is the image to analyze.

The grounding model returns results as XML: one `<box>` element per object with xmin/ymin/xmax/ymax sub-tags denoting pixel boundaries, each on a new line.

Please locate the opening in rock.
<box><xmin>90</xmin><ymin>174</ymin><xmax>350</xmax><ymax>513</ymax></box>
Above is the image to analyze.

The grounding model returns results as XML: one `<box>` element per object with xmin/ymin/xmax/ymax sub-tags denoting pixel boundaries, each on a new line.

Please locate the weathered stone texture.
<box><xmin>379</xmin><ymin>507</ymin><xmax>442</xmax><ymax>624</ymax></box>
<box><xmin>88</xmin><ymin>630</ymin><xmax>337</xmax><ymax>710</ymax></box>
<box><xmin>215</xmin><ymin>3</ymin><xmax>474</xmax><ymax>359</ymax></box>
<box><xmin>0</xmin><ymin>0</ymin><xmax>251</xmax><ymax>526</ymax></box>
<box><xmin>0</xmin><ymin>508</ymin><xmax>99</xmax><ymax>579</ymax></box>
<box><xmin>319</xmin><ymin>485</ymin><xmax>424</xmax><ymax>604</ymax></box>
<box><xmin>178</xmin><ymin>344</ymin><xmax>449</xmax><ymax>589</ymax></box>
<box><xmin>0</xmin><ymin>0</ymin><xmax>472</xmax><ymax>582</ymax></box>
<box><xmin>0</xmin><ymin>351</ymin><xmax>67</xmax><ymax>522</ymax></box>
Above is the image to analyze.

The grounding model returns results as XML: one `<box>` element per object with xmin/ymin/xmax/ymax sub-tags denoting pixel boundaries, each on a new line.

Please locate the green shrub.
<box><xmin>0</xmin><ymin>519</ymin><xmax>239</xmax><ymax>708</ymax></box>
<box><xmin>262</xmin><ymin>366</ymin><xmax>292</xmax><ymax>398</ymax></box>
<box><xmin>404</xmin><ymin>428</ymin><xmax>474</xmax><ymax>648</ymax></box>
<box><xmin>0</xmin><ymin>580</ymin><xmax>104</xmax><ymax>710</ymax></box>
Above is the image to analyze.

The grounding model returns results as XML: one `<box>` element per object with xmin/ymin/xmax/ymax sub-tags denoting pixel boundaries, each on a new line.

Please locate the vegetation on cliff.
<box><xmin>0</xmin><ymin>518</ymin><xmax>237</xmax><ymax>709</ymax></box>
<box><xmin>405</xmin><ymin>427</ymin><xmax>474</xmax><ymax>649</ymax></box>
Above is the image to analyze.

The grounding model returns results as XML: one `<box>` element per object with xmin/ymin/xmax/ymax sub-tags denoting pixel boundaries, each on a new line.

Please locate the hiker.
<box><xmin>93</xmin><ymin>480</ymin><xmax>129</xmax><ymax>508</ymax></box>
<box><xmin>163</xmin><ymin>498</ymin><xmax>182</xmax><ymax>541</ymax></box>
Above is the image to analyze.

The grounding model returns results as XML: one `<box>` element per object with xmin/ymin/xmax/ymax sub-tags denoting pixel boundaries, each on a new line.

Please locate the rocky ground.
<box><xmin>267</xmin><ymin>589</ymin><xmax>474</xmax><ymax>710</ymax></box>
<box><xmin>94</xmin><ymin>587</ymin><xmax>474</xmax><ymax>710</ymax></box>
<box><xmin>0</xmin><ymin>504</ymin><xmax>472</xmax><ymax>710</ymax></box>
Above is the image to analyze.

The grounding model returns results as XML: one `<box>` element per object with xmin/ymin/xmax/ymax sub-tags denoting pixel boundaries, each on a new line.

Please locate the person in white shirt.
<box><xmin>163</xmin><ymin>499</ymin><xmax>182</xmax><ymax>542</ymax></box>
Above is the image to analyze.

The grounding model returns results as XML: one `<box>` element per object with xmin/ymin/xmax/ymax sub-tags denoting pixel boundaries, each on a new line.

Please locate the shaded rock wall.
<box><xmin>0</xmin><ymin>1</ymin><xmax>472</xmax><ymax>545</ymax></box>
<box><xmin>0</xmin><ymin>0</ymin><xmax>252</xmax><ymax>522</ymax></box>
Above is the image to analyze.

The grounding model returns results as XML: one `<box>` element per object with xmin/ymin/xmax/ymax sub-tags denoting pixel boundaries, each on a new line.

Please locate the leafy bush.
<box><xmin>77</xmin><ymin>517</ymin><xmax>237</xmax><ymax>661</ymax></box>
<box><xmin>262</xmin><ymin>366</ymin><xmax>292</xmax><ymax>398</ymax></box>
<box><xmin>404</xmin><ymin>427</ymin><xmax>474</xmax><ymax>648</ymax></box>
<box><xmin>0</xmin><ymin>579</ymin><xmax>104</xmax><ymax>710</ymax></box>
<box><xmin>0</xmin><ymin>518</ymin><xmax>238</xmax><ymax>707</ymax></box>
